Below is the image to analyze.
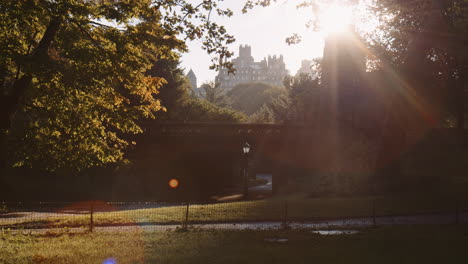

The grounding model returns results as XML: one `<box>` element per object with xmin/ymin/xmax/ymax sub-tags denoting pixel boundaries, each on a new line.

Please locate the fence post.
<box><xmin>372</xmin><ymin>199</ymin><xmax>377</xmax><ymax>228</ymax></box>
<box><xmin>89</xmin><ymin>201</ymin><xmax>94</xmax><ymax>233</ymax></box>
<box><xmin>282</xmin><ymin>200</ymin><xmax>289</xmax><ymax>229</ymax></box>
<box><xmin>182</xmin><ymin>202</ymin><xmax>190</xmax><ymax>230</ymax></box>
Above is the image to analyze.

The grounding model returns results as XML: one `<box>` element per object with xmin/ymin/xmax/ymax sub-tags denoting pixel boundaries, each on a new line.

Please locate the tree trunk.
<box><xmin>0</xmin><ymin>16</ymin><xmax>62</xmax><ymax>170</ymax></box>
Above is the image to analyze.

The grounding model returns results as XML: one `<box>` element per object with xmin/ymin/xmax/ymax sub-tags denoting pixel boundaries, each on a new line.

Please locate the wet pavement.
<box><xmin>311</xmin><ymin>230</ymin><xmax>359</xmax><ymax>235</ymax></box>
<box><xmin>249</xmin><ymin>174</ymin><xmax>272</xmax><ymax>193</ymax></box>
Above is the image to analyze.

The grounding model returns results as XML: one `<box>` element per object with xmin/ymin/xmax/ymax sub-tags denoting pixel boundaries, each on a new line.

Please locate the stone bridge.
<box><xmin>121</xmin><ymin>122</ymin><xmax>465</xmax><ymax>201</ymax></box>
<box><xmin>126</xmin><ymin>122</ymin><xmax>373</xmax><ymax>200</ymax></box>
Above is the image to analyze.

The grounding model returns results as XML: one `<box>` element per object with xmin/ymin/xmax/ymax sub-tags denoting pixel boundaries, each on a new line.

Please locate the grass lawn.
<box><xmin>1</xmin><ymin>193</ymin><xmax>467</xmax><ymax>229</ymax></box>
<box><xmin>2</xmin><ymin>225</ymin><xmax>468</xmax><ymax>263</ymax></box>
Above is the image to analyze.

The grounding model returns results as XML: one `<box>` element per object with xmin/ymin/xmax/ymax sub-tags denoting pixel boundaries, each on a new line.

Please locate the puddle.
<box><xmin>264</xmin><ymin>238</ymin><xmax>289</xmax><ymax>243</ymax></box>
<box><xmin>311</xmin><ymin>230</ymin><xmax>359</xmax><ymax>235</ymax></box>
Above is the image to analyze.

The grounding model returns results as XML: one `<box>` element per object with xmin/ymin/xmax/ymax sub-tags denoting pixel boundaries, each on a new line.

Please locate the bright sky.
<box><xmin>180</xmin><ymin>1</ymin><xmax>325</xmax><ymax>85</ymax></box>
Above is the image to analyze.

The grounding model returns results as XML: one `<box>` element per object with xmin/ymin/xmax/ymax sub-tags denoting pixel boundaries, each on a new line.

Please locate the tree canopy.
<box><xmin>200</xmin><ymin>81</ymin><xmax>229</xmax><ymax>108</ymax></box>
<box><xmin>367</xmin><ymin>0</ymin><xmax>468</xmax><ymax>128</ymax></box>
<box><xmin>0</xmin><ymin>0</ymin><xmax>237</xmax><ymax>171</ymax></box>
<box><xmin>226</xmin><ymin>82</ymin><xmax>284</xmax><ymax>116</ymax></box>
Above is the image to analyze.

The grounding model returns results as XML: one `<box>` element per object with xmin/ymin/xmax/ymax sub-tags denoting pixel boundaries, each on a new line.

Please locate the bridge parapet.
<box><xmin>142</xmin><ymin>122</ymin><xmax>320</xmax><ymax>138</ymax></box>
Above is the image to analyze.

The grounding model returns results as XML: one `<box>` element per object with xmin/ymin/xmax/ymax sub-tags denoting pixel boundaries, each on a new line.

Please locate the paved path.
<box><xmin>249</xmin><ymin>174</ymin><xmax>272</xmax><ymax>194</ymax></box>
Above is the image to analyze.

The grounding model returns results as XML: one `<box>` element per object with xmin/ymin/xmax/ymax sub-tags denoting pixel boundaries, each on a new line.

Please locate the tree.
<box><xmin>200</xmin><ymin>81</ymin><xmax>228</xmax><ymax>107</ymax></box>
<box><xmin>249</xmin><ymin>104</ymin><xmax>275</xmax><ymax>123</ymax></box>
<box><xmin>145</xmin><ymin>58</ymin><xmax>246</xmax><ymax>123</ymax></box>
<box><xmin>145</xmin><ymin>59</ymin><xmax>193</xmax><ymax>121</ymax></box>
<box><xmin>227</xmin><ymin>82</ymin><xmax>284</xmax><ymax>115</ymax></box>
<box><xmin>0</xmin><ymin>0</ymin><xmax>238</xmax><ymax>171</ymax></box>
<box><xmin>270</xmin><ymin>74</ymin><xmax>323</xmax><ymax>125</ymax></box>
<box><xmin>366</xmin><ymin>0</ymin><xmax>468</xmax><ymax>128</ymax></box>
<box><xmin>177</xmin><ymin>99</ymin><xmax>246</xmax><ymax>123</ymax></box>
<box><xmin>269</xmin><ymin>91</ymin><xmax>293</xmax><ymax>124</ymax></box>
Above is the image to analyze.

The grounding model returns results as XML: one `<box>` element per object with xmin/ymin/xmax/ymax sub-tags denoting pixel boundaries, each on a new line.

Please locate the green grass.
<box><xmin>2</xmin><ymin>225</ymin><xmax>468</xmax><ymax>263</ymax></box>
<box><xmin>1</xmin><ymin>193</ymin><xmax>467</xmax><ymax>229</ymax></box>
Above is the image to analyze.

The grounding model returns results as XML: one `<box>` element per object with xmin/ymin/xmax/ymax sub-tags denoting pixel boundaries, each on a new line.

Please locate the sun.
<box><xmin>319</xmin><ymin>4</ymin><xmax>354</xmax><ymax>35</ymax></box>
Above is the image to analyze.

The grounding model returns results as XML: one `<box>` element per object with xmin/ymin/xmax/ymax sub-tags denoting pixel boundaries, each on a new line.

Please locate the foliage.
<box><xmin>200</xmin><ymin>81</ymin><xmax>229</xmax><ymax>108</ymax></box>
<box><xmin>249</xmin><ymin>104</ymin><xmax>275</xmax><ymax>124</ymax></box>
<box><xmin>145</xmin><ymin>60</ymin><xmax>243</xmax><ymax>123</ymax></box>
<box><xmin>269</xmin><ymin>74</ymin><xmax>323</xmax><ymax>124</ymax></box>
<box><xmin>226</xmin><ymin>82</ymin><xmax>284</xmax><ymax>116</ymax></box>
<box><xmin>0</xmin><ymin>0</ymin><xmax>238</xmax><ymax>171</ymax></box>
<box><xmin>177</xmin><ymin>99</ymin><xmax>246</xmax><ymax>123</ymax></box>
<box><xmin>146</xmin><ymin>59</ymin><xmax>193</xmax><ymax>121</ymax></box>
<box><xmin>2</xmin><ymin>0</ymin><xmax>170</xmax><ymax>171</ymax></box>
<box><xmin>264</xmin><ymin>90</ymin><xmax>290</xmax><ymax>125</ymax></box>
<box><xmin>366</xmin><ymin>0</ymin><xmax>468</xmax><ymax>128</ymax></box>
<box><xmin>285</xmin><ymin>74</ymin><xmax>323</xmax><ymax>123</ymax></box>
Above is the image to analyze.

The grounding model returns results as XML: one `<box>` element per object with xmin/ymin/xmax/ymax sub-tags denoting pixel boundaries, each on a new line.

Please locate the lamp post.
<box><xmin>242</xmin><ymin>142</ymin><xmax>250</xmax><ymax>199</ymax></box>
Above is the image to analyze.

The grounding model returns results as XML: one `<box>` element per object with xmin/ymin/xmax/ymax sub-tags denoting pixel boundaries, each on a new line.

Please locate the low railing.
<box><xmin>1</xmin><ymin>196</ymin><xmax>466</xmax><ymax>232</ymax></box>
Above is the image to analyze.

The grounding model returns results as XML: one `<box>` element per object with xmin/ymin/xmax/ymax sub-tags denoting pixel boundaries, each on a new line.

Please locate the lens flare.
<box><xmin>169</xmin><ymin>178</ymin><xmax>179</xmax><ymax>188</ymax></box>
<box><xmin>103</xmin><ymin>258</ymin><xmax>117</xmax><ymax>264</ymax></box>
<box><xmin>319</xmin><ymin>4</ymin><xmax>353</xmax><ymax>34</ymax></box>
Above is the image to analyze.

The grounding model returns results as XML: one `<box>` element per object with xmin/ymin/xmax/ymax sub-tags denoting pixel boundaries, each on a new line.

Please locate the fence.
<box><xmin>1</xmin><ymin>196</ymin><xmax>467</xmax><ymax>232</ymax></box>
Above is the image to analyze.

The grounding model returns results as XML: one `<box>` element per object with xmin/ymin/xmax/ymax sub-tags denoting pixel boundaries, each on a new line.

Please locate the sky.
<box><xmin>180</xmin><ymin>1</ymin><xmax>326</xmax><ymax>85</ymax></box>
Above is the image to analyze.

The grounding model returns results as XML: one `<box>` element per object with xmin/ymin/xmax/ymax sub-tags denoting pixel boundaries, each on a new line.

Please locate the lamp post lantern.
<box><xmin>243</xmin><ymin>142</ymin><xmax>250</xmax><ymax>155</ymax></box>
<box><xmin>242</xmin><ymin>142</ymin><xmax>250</xmax><ymax>199</ymax></box>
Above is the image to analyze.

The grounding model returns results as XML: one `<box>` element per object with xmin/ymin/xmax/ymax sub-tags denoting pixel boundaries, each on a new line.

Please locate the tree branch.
<box><xmin>73</xmin><ymin>21</ymin><xmax>106</xmax><ymax>52</ymax></box>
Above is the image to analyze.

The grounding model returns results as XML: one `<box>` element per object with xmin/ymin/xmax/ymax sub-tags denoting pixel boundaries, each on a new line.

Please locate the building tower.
<box><xmin>296</xmin><ymin>60</ymin><xmax>318</xmax><ymax>79</ymax></box>
<box><xmin>215</xmin><ymin>44</ymin><xmax>289</xmax><ymax>89</ymax></box>
<box><xmin>186</xmin><ymin>69</ymin><xmax>197</xmax><ymax>90</ymax></box>
<box><xmin>321</xmin><ymin>28</ymin><xmax>366</xmax><ymax>126</ymax></box>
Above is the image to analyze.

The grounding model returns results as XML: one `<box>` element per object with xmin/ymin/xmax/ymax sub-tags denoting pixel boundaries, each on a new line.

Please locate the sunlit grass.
<box><xmin>2</xmin><ymin>225</ymin><xmax>468</xmax><ymax>264</ymax></box>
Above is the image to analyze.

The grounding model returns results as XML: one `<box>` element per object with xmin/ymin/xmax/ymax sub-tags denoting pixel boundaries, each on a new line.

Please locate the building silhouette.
<box><xmin>186</xmin><ymin>69</ymin><xmax>205</xmax><ymax>97</ymax></box>
<box><xmin>321</xmin><ymin>28</ymin><xmax>366</xmax><ymax>126</ymax></box>
<box><xmin>296</xmin><ymin>59</ymin><xmax>318</xmax><ymax>79</ymax></box>
<box><xmin>216</xmin><ymin>45</ymin><xmax>289</xmax><ymax>89</ymax></box>
<box><xmin>186</xmin><ymin>69</ymin><xmax>197</xmax><ymax>89</ymax></box>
